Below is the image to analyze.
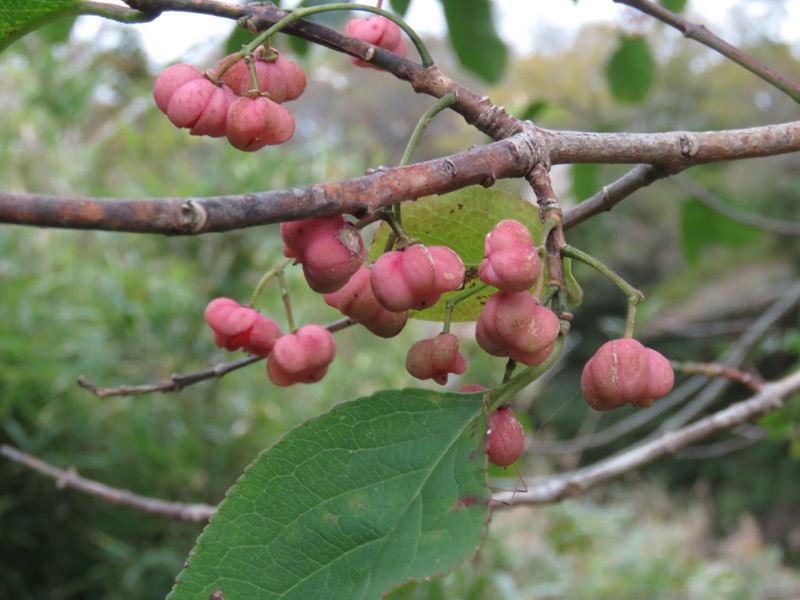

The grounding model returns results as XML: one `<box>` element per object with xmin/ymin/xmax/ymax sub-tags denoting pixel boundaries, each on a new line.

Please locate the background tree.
<box><xmin>1</xmin><ymin>0</ymin><xmax>800</xmax><ymax>598</ymax></box>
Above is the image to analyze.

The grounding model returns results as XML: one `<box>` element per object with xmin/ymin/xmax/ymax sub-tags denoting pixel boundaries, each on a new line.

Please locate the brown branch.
<box><xmin>0</xmin><ymin>444</ymin><xmax>217</xmax><ymax>522</ymax></box>
<box><xmin>615</xmin><ymin>0</ymin><xmax>800</xmax><ymax>103</ymax></box>
<box><xmin>4</xmin><ymin>121</ymin><xmax>800</xmax><ymax>234</ymax></box>
<box><xmin>562</xmin><ymin>164</ymin><xmax>663</xmax><ymax>229</ymax></box>
<box><xmin>671</xmin><ymin>361</ymin><xmax>764</xmax><ymax>392</ymax></box>
<box><xmin>78</xmin><ymin>317</ymin><xmax>355</xmax><ymax>398</ymax></box>
<box><xmin>495</xmin><ymin>368</ymin><xmax>800</xmax><ymax>506</ymax></box>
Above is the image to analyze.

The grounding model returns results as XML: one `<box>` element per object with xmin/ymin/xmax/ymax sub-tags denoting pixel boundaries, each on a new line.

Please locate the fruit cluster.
<box><xmin>153</xmin><ymin>46</ymin><xmax>306</xmax><ymax>151</ymax></box>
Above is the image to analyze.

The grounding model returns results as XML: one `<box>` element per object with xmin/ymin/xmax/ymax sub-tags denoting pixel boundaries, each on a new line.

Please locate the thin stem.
<box><xmin>276</xmin><ymin>271</ymin><xmax>295</xmax><ymax>332</ymax></box>
<box><xmin>81</xmin><ymin>1</ymin><xmax>158</xmax><ymax>23</ymax></box>
<box><xmin>442</xmin><ymin>282</ymin><xmax>488</xmax><ymax>333</ymax></box>
<box><xmin>562</xmin><ymin>244</ymin><xmax>643</xmax><ymax>311</ymax></box>
<box><xmin>485</xmin><ymin>335</ymin><xmax>565</xmax><ymax>411</ymax></box>
<box><xmin>615</xmin><ymin>0</ymin><xmax>800</xmax><ymax>103</ymax></box>
<box><xmin>249</xmin><ymin>257</ymin><xmax>292</xmax><ymax>308</ymax></box>
<box><xmin>246</xmin><ymin>3</ymin><xmax>433</xmax><ymax>68</ymax></box>
<box><xmin>671</xmin><ymin>361</ymin><xmax>764</xmax><ymax>393</ymax></box>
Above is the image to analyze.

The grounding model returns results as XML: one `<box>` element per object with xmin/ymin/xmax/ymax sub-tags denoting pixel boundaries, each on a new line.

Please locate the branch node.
<box><xmin>679</xmin><ymin>133</ymin><xmax>700</xmax><ymax>158</ymax></box>
<box><xmin>181</xmin><ymin>200</ymin><xmax>209</xmax><ymax>233</ymax></box>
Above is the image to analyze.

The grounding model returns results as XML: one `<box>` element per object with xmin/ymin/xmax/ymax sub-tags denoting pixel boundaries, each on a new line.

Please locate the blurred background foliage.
<box><xmin>1</xmin><ymin>0</ymin><xmax>799</xmax><ymax>598</ymax></box>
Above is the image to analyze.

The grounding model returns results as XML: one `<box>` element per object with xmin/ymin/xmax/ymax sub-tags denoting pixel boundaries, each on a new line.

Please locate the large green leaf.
<box><xmin>439</xmin><ymin>0</ymin><xmax>507</xmax><ymax>83</ymax></box>
<box><xmin>0</xmin><ymin>0</ymin><xmax>80</xmax><ymax>52</ymax></box>
<box><xmin>369</xmin><ymin>186</ymin><xmax>541</xmax><ymax>322</ymax></box>
<box><xmin>605</xmin><ymin>35</ymin><xmax>655</xmax><ymax>104</ymax></box>
<box><xmin>169</xmin><ymin>388</ymin><xmax>489</xmax><ymax>600</ymax></box>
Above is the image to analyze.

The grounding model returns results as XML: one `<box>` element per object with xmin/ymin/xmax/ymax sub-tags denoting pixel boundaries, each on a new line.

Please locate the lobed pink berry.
<box><xmin>405</xmin><ymin>333</ymin><xmax>468</xmax><ymax>385</ymax></box>
<box><xmin>475</xmin><ymin>291</ymin><xmax>560</xmax><ymax>366</ymax></box>
<box><xmin>323</xmin><ymin>266</ymin><xmax>408</xmax><ymax>338</ymax></box>
<box><xmin>266</xmin><ymin>325</ymin><xmax>336</xmax><ymax>386</ymax></box>
<box><xmin>153</xmin><ymin>63</ymin><xmax>203</xmax><ymax>113</ymax></box>
<box><xmin>155</xmin><ymin>66</ymin><xmax>235</xmax><ymax>138</ymax></box>
<box><xmin>204</xmin><ymin>297</ymin><xmax>281</xmax><ymax>356</ymax></box>
<box><xmin>225</xmin><ymin>95</ymin><xmax>295</xmax><ymax>151</ymax></box>
<box><xmin>370</xmin><ymin>244</ymin><xmax>465</xmax><ymax>313</ymax></box>
<box><xmin>580</xmin><ymin>339</ymin><xmax>674</xmax><ymax>411</ymax></box>
<box><xmin>486</xmin><ymin>406</ymin><xmax>525</xmax><ymax>467</ymax></box>
<box><xmin>478</xmin><ymin>220</ymin><xmax>542</xmax><ymax>293</ymax></box>
<box><xmin>346</xmin><ymin>16</ymin><xmax>408</xmax><ymax>69</ymax></box>
<box><xmin>282</xmin><ymin>216</ymin><xmax>366</xmax><ymax>294</ymax></box>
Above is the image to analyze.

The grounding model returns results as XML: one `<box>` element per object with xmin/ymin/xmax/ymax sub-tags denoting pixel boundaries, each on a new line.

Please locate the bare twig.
<box><xmin>615</xmin><ymin>0</ymin><xmax>800</xmax><ymax>103</ymax></box>
<box><xmin>0</xmin><ymin>445</ymin><xmax>217</xmax><ymax>522</ymax></box>
<box><xmin>495</xmin><ymin>368</ymin><xmax>800</xmax><ymax>506</ymax></box>
<box><xmin>673</xmin><ymin>175</ymin><xmax>800</xmax><ymax>236</ymax></box>
<box><xmin>78</xmin><ymin>317</ymin><xmax>354</xmax><ymax>398</ymax></box>
<box><xmin>671</xmin><ymin>361</ymin><xmax>764</xmax><ymax>392</ymax></box>
<box><xmin>77</xmin><ymin>355</ymin><xmax>263</xmax><ymax>398</ymax></box>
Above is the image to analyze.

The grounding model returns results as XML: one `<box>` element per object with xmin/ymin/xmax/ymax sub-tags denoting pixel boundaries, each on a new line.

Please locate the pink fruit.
<box><xmin>153</xmin><ymin>63</ymin><xmax>203</xmax><ymax>113</ymax></box>
<box><xmin>266</xmin><ymin>325</ymin><xmax>336</xmax><ymax>386</ymax></box>
<box><xmin>476</xmin><ymin>292</ymin><xmax>560</xmax><ymax>366</ymax></box>
<box><xmin>478</xmin><ymin>220</ymin><xmax>541</xmax><ymax>292</ymax></box>
<box><xmin>370</xmin><ymin>245</ymin><xmax>465</xmax><ymax>313</ymax></box>
<box><xmin>282</xmin><ymin>216</ymin><xmax>366</xmax><ymax>294</ymax></box>
<box><xmin>486</xmin><ymin>406</ymin><xmax>525</xmax><ymax>467</ymax></box>
<box><xmin>581</xmin><ymin>339</ymin><xmax>674</xmax><ymax>410</ymax></box>
<box><xmin>405</xmin><ymin>333</ymin><xmax>468</xmax><ymax>385</ymax></box>
<box><xmin>204</xmin><ymin>298</ymin><xmax>280</xmax><ymax>356</ymax></box>
<box><xmin>225</xmin><ymin>96</ymin><xmax>295</xmax><ymax>151</ymax></box>
<box><xmin>346</xmin><ymin>16</ymin><xmax>408</xmax><ymax>68</ymax></box>
<box><xmin>323</xmin><ymin>266</ymin><xmax>408</xmax><ymax>338</ymax></box>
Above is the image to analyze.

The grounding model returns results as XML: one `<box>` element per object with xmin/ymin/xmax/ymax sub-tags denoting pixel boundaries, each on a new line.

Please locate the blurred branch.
<box><xmin>78</xmin><ymin>317</ymin><xmax>354</xmax><ymax>398</ymax></box>
<box><xmin>670</xmin><ymin>361</ymin><xmax>764</xmax><ymax>392</ymax></box>
<box><xmin>496</xmin><ymin>368</ymin><xmax>800</xmax><ymax>506</ymax></box>
<box><xmin>0</xmin><ymin>445</ymin><xmax>216</xmax><ymax>523</ymax></box>
<box><xmin>673</xmin><ymin>175</ymin><xmax>800</xmax><ymax>236</ymax></box>
<box><xmin>674</xmin><ymin>424</ymin><xmax>765</xmax><ymax>460</ymax></box>
<box><xmin>615</xmin><ymin>0</ymin><xmax>800</xmax><ymax>103</ymax></box>
<box><xmin>657</xmin><ymin>281</ymin><xmax>800</xmax><ymax>433</ymax></box>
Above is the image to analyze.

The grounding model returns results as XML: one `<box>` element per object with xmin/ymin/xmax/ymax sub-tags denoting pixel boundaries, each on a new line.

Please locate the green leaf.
<box><xmin>605</xmin><ymin>35</ymin><xmax>655</xmax><ymax>104</ymax></box>
<box><xmin>516</xmin><ymin>99</ymin><xmax>549</xmax><ymax>122</ymax></box>
<box><xmin>389</xmin><ymin>0</ymin><xmax>412</xmax><ymax>17</ymax></box>
<box><xmin>564</xmin><ymin>258</ymin><xmax>583</xmax><ymax>308</ymax></box>
<box><xmin>0</xmin><ymin>0</ymin><xmax>80</xmax><ymax>52</ymax></box>
<box><xmin>571</xmin><ymin>163</ymin><xmax>600</xmax><ymax>201</ymax></box>
<box><xmin>659</xmin><ymin>0</ymin><xmax>688</xmax><ymax>13</ymax></box>
<box><xmin>169</xmin><ymin>388</ymin><xmax>489</xmax><ymax>600</ymax></box>
<box><xmin>679</xmin><ymin>198</ymin><xmax>763</xmax><ymax>264</ymax></box>
<box><xmin>439</xmin><ymin>0</ymin><xmax>507</xmax><ymax>83</ymax></box>
<box><xmin>223</xmin><ymin>25</ymin><xmax>256</xmax><ymax>57</ymax></box>
<box><xmin>369</xmin><ymin>186</ymin><xmax>542</xmax><ymax>322</ymax></box>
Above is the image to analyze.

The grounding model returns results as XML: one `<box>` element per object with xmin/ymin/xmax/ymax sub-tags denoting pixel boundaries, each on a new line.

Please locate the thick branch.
<box><xmin>4</xmin><ymin>121</ymin><xmax>800</xmax><ymax>234</ymax></box>
<box><xmin>494</xmin><ymin>368</ymin><xmax>800</xmax><ymax>506</ymax></box>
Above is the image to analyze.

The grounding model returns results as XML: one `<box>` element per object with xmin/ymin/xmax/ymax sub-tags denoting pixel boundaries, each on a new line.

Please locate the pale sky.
<box><xmin>77</xmin><ymin>1</ymin><xmax>800</xmax><ymax>64</ymax></box>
